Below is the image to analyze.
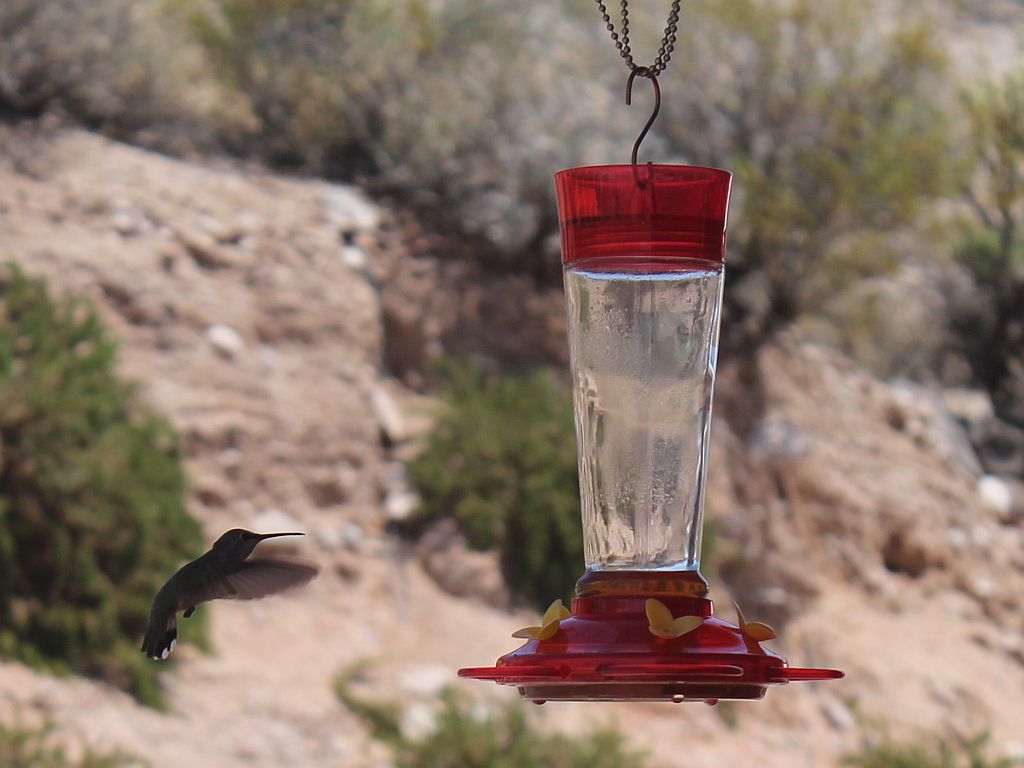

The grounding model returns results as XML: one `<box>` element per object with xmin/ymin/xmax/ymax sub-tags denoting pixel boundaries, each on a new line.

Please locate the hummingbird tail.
<box><xmin>142</xmin><ymin>614</ymin><xmax>178</xmax><ymax>660</ymax></box>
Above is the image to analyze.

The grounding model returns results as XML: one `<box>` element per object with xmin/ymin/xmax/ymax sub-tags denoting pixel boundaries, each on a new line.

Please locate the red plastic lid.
<box><xmin>555</xmin><ymin>164</ymin><xmax>731</xmax><ymax>270</ymax></box>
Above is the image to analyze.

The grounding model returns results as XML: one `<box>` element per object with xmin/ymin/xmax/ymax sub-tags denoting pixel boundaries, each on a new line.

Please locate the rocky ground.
<box><xmin>1</xmin><ymin>123</ymin><xmax>1023</xmax><ymax>767</ymax></box>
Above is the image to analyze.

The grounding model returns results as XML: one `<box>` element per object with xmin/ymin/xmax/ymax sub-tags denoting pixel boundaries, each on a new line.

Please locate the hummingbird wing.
<box><xmin>181</xmin><ymin>557</ymin><xmax>319</xmax><ymax>608</ymax></box>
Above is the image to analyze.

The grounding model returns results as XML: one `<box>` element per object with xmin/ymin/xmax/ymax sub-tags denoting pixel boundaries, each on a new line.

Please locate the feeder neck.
<box><xmin>575</xmin><ymin>569</ymin><xmax>710</xmax><ymax>599</ymax></box>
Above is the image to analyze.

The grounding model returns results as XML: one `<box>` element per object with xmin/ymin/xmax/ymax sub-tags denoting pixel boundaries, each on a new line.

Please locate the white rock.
<box><xmin>112</xmin><ymin>210</ymin><xmax>139</xmax><ymax>236</ymax></box>
<box><xmin>978</xmin><ymin>475</ymin><xmax>1012</xmax><ymax>513</ymax></box>
<box><xmin>371</xmin><ymin>386</ymin><xmax>408</xmax><ymax>443</ymax></box>
<box><xmin>205</xmin><ymin>323</ymin><xmax>246</xmax><ymax>359</ymax></box>
<box><xmin>341</xmin><ymin>522</ymin><xmax>365</xmax><ymax>550</ymax></box>
<box><xmin>750</xmin><ymin>418</ymin><xmax>813</xmax><ymax>459</ymax></box>
<box><xmin>978</xmin><ymin>474</ymin><xmax>1024</xmax><ymax>523</ymax></box>
<box><xmin>340</xmin><ymin>245</ymin><xmax>368</xmax><ymax>270</ymax></box>
<box><xmin>321</xmin><ymin>185</ymin><xmax>380</xmax><ymax>232</ymax></box>
<box><xmin>385</xmin><ymin>491</ymin><xmax>419</xmax><ymax>522</ymax></box>
<box><xmin>759</xmin><ymin>586</ymin><xmax>788</xmax><ymax>606</ymax></box>
<box><xmin>969</xmin><ymin>576</ymin><xmax>996</xmax><ymax>599</ymax></box>
<box><xmin>250</xmin><ymin>508</ymin><xmax>303</xmax><ymax>535</ymax></box>
<box><xmin>948</xmin><ymin>526</ymin><xmax>969</xmax><ymax>549</ymax></box>
<box><xmin>316</xmin><ymin>522</ymin><xmax>363</xmax><ymax>552</ymax></box>
<box><xmin>315</xmin><ymin>526</ymin><xmax>343</xmax><ymax>552</ymax></box>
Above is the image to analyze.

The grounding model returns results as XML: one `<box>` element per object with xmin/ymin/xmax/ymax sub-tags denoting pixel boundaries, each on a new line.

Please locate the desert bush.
<box><xmin>0</xmin><ymin>717</ymin><xmax>145</xmax><ymax>768</ymax></box>
<box><xmin>407</xmin><ymin>360</ymin><xmax>581</xmax><ymax>608</ymax></box>
<box><xmin>189</xmin><ymin>0</ymin><xmax>631</xmax><ymax>270</ymax></box>
<box><xmin>954</xmin><ymin>71</ymin><xmax>1024</xmax><ymax>424</ymax></box>
<box><xmin>4</xmin><ymin>0</ymin><xmax>959</xmax><ymax>355</ymax></box>
<box><xmin>0</xmin><ymin>265</ymin><xmax>205</xmax><ymax>707</ymax></box>
<box><xmin>660</xmin><ymin>0</ymin><xmax>953</xmax><ymax>348</ymax></box>
<box><xmin>844</xmin><ymin>731</ymin><xmax>1019</xmax><ymax>768</ymax></box>
<box><xmin>335</xmin><ymin>673</ymin><xmax>649</xmax><ymax>768</ymax></box>
<box><xmin>397</xmin><ymin>691</ymin><xmax>648</xmax><ymax>768</ymax></box>
<box><xmin>0</xmin><ymin>0</ymin><xmax>190</xmax><ymax>138</ymax></box>
<box><xmin>189</xmin><ymin>0</ymin><xmax>957</xmax><ymax>352</ymax></box>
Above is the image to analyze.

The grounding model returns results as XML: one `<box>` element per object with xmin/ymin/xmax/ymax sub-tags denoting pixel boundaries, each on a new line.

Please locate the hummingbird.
<box><xmin>141</xmin><ymin>529</ymin><xmax>319</xmax><ymax>660</ymax></box>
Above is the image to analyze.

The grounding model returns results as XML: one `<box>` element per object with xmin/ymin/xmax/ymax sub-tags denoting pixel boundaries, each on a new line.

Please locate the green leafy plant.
<box><xmin>0</xmin><ymin>717</ymin><xmax>145</xmax><ymax>768</ymax></box>
<box><xmin>844</xmin><ymin>731</ymin><xmax>1019</xmax><ymax>768</ymax></box>
<box><xmin>335</xmin><ymin>671</ymin><xmax>649</xmax><ymax>768</ymax></box>
<box><xmin>407</xmin><ymin>361</ymin><xmax>581</xmax><ymax>607</ymax></box>
<box><xmin>0</xmin><ymin>265</ymin><xmax>205</xmax><ymax>707</ymax></box>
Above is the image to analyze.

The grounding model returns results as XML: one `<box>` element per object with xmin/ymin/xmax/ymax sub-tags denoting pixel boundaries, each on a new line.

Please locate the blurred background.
<box><xmin>1</xmin><ymin>0</ymin><xmax>1023</xmax><ymax>766</ymax></box>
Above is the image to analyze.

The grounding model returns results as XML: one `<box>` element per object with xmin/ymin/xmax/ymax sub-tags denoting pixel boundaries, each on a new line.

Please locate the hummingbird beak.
<box><xmin>255</xmin><ymin>532</ymin><xmax>305</xmax><ymax>540</ymax></box>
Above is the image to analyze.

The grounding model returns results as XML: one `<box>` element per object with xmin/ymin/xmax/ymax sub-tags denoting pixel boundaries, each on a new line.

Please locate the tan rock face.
<box><xmin>1</xmin><ymin>124</ymin><xmax>385</xmax><ymax>535</ymax></box>
<box><xmin>1</xmin><ymin>124</ymin><xmax>1022</xmax><ymax>767</ymax></box>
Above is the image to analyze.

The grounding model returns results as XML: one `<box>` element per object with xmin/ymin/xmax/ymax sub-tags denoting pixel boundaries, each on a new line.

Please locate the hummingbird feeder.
<box><xmin>459</xmin><ymin>27</ymin><xmax>843</xmax><ymax>703</ymax></box>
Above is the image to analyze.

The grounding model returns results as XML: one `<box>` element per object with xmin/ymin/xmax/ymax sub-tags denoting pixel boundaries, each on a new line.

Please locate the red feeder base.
<box><xmin>459</xmin><ymin>573</ymin><xmax>843</xmax><ymax>704</ymax></box>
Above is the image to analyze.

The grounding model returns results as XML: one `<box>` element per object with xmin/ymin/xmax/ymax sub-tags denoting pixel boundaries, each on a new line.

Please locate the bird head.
<box><xmin>211</xmin><ymin>529</ymin><xmax>304</xmax><ymax>560</ymax></box>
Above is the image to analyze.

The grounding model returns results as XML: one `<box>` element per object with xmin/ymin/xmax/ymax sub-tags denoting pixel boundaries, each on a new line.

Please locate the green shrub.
<box><xmin>398</xmin><ymin>691</ymin><xmax>648</xmax><ymax>768</ymax></box>
<box><xmin>0</xmin><ymin>717</ymin><xmax>145</xmax><ymax>768</ymax></box>
<box><xmin>0</xmin><ymin>265</ymin><xmax>205</xmax><ymax>707</ymax></box>
<box><xmin>335</xmin><ymin>673</ymin><xmax>649</xmax><ymax>768</ymax></box>
<box><xmin>844</xmin><ymin>731</ymin><xmax>1019</xmax><ymax>768</ymax></box>
<box><xmin>407</xmin><ymin>361</ymin><xmax>581</xmax><ymax>608</ymax></box>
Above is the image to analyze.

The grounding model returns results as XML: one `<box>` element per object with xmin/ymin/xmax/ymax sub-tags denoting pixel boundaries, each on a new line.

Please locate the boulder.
<box><xmin>416</xmin><ymin>519</ymin><xmax>510</xmax><ymax>608</ymax></box>
<box><xmin>886</xmin><ymin>381</ymin><xmax>984</xmax><ymax>477</ymax></box>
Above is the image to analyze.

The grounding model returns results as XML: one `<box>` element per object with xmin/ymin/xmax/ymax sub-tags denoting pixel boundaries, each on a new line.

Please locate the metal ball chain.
<box><xmin>594</xmin><ymin>0</ymin><xmax>681</xmax><ymax>77</ymax></box>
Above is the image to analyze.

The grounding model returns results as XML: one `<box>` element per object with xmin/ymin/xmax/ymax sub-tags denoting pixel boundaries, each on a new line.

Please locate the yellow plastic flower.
<box><xmin>735</xmin><ymin>602</ymin><xmax>777</xmax><ymax>641</ymax></box>
<box><xmin>645</xmin><ymin>599</ymin><xmax>704</xmax><ymax>639</ymax></box>
<box><xmin>512</xmin><ymin>599</ymin><xmax>571</xmax><ymax>641</ymax></box>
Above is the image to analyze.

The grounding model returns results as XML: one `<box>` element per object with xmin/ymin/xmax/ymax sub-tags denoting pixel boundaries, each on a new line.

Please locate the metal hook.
<box><xmin>626</xmin><ymin>69</ymin><xmax>660</xmax><ymax>167</ymax></box>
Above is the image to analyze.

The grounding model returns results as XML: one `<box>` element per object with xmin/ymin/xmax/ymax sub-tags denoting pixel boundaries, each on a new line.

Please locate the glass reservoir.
<box><xmin>565</xmin><ymin>265</ymin><xmax>721</xmax><ymax>571</ymax></box>
<box><xmin>556</xmin><ymin>164</ymin><xmax>730</xmax><ymax>588</ymax></box>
